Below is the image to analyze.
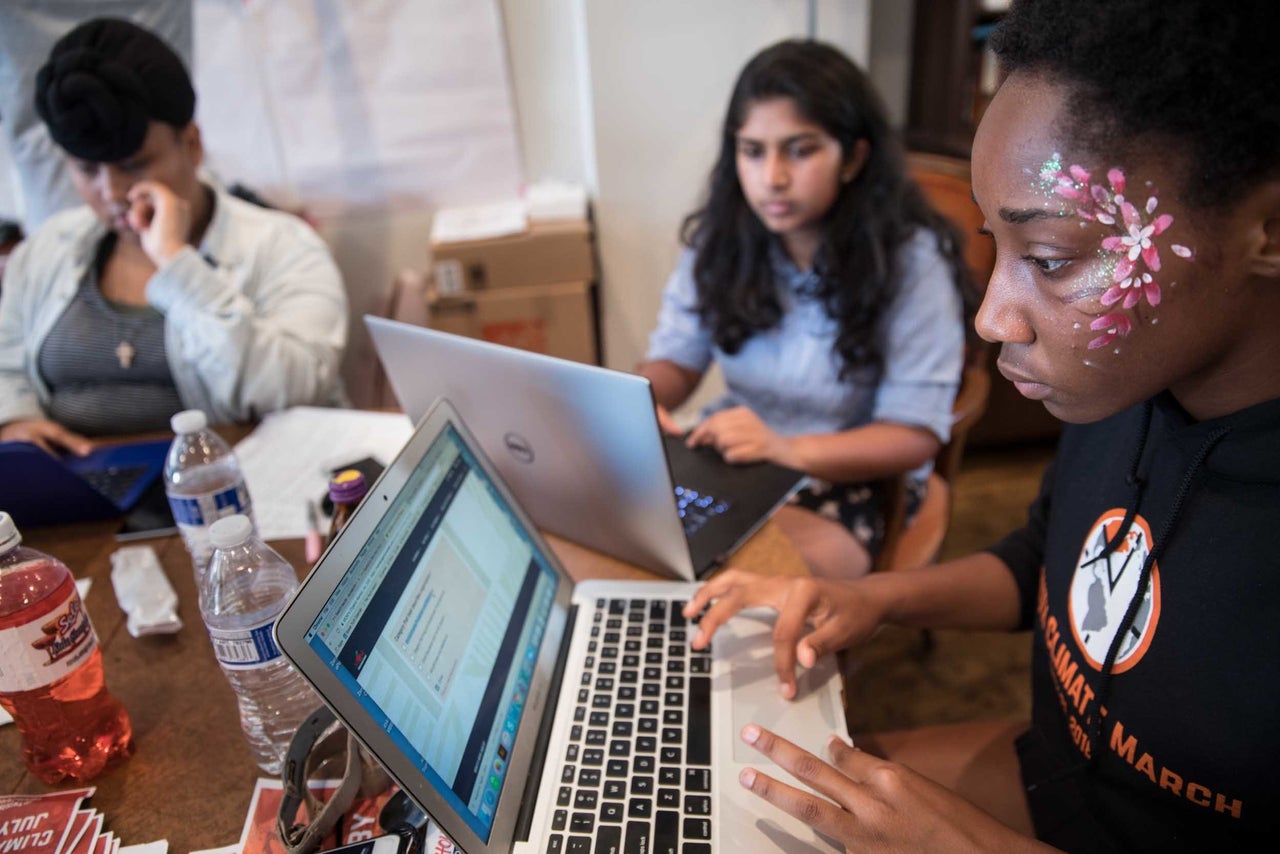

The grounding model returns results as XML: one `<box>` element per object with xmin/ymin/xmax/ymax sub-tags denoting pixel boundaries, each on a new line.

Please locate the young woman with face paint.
<box><xmin>638</xmin><ymin>40</ymin><xmax>973</xmax><ymax>579</ymax></box>
<box><xmin>681</xmin><ymin>1</ymin><xmax>1280</xmax><ymax>849</ymax></box>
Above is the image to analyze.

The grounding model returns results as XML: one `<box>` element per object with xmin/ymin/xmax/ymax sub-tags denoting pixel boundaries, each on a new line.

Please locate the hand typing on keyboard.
<box><xmin>684</xmin><ymin>406</ymin><xmax>803</xmax><ymax>469</ymax></box>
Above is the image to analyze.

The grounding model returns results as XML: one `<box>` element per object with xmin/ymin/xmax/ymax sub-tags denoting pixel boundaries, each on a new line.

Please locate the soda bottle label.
<box><xmin>167</xmin><ymin>481</ymin><xmax>253</xmax><ymax>527</ymax></box>
<box><xmin>207</xmin><ymin>619</ymin><xmax>284</xmax><ymax>669</ymax></box>
<box><xmin>0</xmin><ymin>590</ymin><xmax>98</xmax><ymax>692</ymax></box>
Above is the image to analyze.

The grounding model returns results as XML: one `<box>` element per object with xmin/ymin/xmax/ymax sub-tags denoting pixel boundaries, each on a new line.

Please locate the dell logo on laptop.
<box><xmin>504</xmin><ymin>432</ymin><xmax>535</xmax><ymax>464</ymax></box>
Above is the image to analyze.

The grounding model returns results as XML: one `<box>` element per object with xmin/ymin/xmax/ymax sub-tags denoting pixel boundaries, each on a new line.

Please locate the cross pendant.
<box><xmin>116</xmin><ymin>340</ymin><xmax>136</xmax><ymax>369</ymax></box>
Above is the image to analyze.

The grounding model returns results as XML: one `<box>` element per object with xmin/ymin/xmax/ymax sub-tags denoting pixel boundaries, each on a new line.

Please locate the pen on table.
<box><xmin>304</xmin><ymin>500</ymin><xmax>323</xmax><ymax>564</ymax></box>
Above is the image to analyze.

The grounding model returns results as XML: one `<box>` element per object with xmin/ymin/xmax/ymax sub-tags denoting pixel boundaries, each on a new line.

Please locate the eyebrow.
<box><xmin>735</xmin><ymin>132</ymin><xmax>822</xmax><ymax>145</ymax></box>
<box><xmin>999</xmin><ymin>207</ymin><xmax>1068</xmax><ymax>224</ymax></box>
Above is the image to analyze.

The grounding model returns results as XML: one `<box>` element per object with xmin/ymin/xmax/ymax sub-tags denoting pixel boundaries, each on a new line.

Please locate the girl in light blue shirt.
<box><xmin>639</xmin><ymin>40</ymin><xmax>972</xmax><ymax>578</ymax></box>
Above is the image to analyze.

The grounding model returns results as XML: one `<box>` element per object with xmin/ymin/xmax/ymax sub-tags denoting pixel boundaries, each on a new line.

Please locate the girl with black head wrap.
<box><xmin>677</xmin><ymin>1</ymin><xmax>1280</xmax><ymax>850</ymax></box>
<box><xmin>0</xmin><ymin>18</ymin><xmax>348</xmax><ymax>452</ymax></box>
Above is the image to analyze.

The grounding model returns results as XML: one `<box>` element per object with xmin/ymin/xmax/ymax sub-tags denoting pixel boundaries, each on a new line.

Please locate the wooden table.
<box><xmin>1</xmin><ymin>513</ymin><xmax>807</xmax><ymax>851</ymax></box>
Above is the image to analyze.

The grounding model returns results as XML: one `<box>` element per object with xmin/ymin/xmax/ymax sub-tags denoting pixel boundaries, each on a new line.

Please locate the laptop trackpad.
<box><xmin>716</xmin><ymin>610</ymin><xmax>845</xmax><ymax>764</ymax></box>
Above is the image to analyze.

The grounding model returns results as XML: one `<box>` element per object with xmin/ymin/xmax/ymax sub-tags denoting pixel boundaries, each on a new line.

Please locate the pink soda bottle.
<box><xmin>0</xmin><ymin>511</ymin><xmax>133</xmax><ymax>783</ymax></box>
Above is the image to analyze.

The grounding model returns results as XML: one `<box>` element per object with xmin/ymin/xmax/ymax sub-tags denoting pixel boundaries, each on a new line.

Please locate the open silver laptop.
<box><xmin>365</xmin><ymin>315</ymin><xmax>807</xmax><ymax>580</ymax></box>
<box><xmin>275</xmin><ymin>398</ymin><xmax>846</xmax><ymax>853</ymax></box>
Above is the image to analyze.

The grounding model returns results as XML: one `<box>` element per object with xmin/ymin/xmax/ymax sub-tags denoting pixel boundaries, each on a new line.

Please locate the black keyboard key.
<box><xmin>625</xmin><ymin>821</ymin><xmax>651</xmax><ymax>854</ymax></box>
<box><xmin>628</xmin><ymin>798</ymin><xmax>653</xmax><ymax>818</ymax></box>
<box><xmin>657</xmin><ymin>788</ymin><xmax>679</xmax><ymax>808</ymax></box>
<box><xmin>659</xmin><ymin>767</ymin><xmax>680</xmax><ymax>785</ymax></box>
<box><xmin>662</xmin><ymin>728</ymin><xmax>682</xmax><ymax>745</ymax></box>
<box><xmin>603</xmin><ymin>779</ymin><xmax>625</xmax><ymax>799</ymax></box>
<box><xmin>608</xmin><ymin>740</ymin><xmax>630</xmax><ymax>757</ymax></box>
<box><xmin>685</xmin><ymin>767</ymin><xmax>711</xmax><ymax>792</ymax></box>
<box><xmin>583</xmin><ymin>749</ymin><xmax>604</xmax><ymax>766</ymax></box>
<box><xmin>655</xmin><ymin>810</ymin><xmax>680</xmax><ymax>854</ymax></box>
<box><xmin>609</xmin><ymin>600</ymin><xmax>626</xmax><ymax>615</ymax></box>
<box><xmin>558</xmin><ymin>786</ymin><xmax>572</xmax><ymax>806</ymax></box>
<box><xmin>634</xmin><ymin>754</ymin><xmax>655</xmax><ymax>773</ymax></box>
<box><xmin>600</xmin><ymin>801</ymin><xmax>624</xmax><ymax>822</ymax></box>
<box><xmin>561</xmin><ymin>765</ymin><xmax>576</xmax><ymax>783</ymax></box>
<box><xmin>606</xmin><ymin>759</ymin><xmax>629</xmax><ymax>777</ymax></box>
<box><xmin>593</xmin><ymin>825</ymin><xmax>621</xmax><ymax>854</ymax></box>
<box><xmin>630</xmin><ymin>776</ymin><xmax>654</xmax><ymax>795</ymax></box>
<box><xmin>684</xmin><ymin>794</ymin><xmax>711</xmax><ymax>815</ymax></box>
<box><xmin>570</xmin><ymin>812</ymin><xmax>594</xmax><ymax>833</ymax></box>
<box><xmin>574</xmin><ymin>790</ymin><xmax>598</xmax><ymax>809</ymax></box>
<box><xmin>687</xmin><ymin>676</ymin><xmax>711</xmax><ymax>765</ymax></box>
<box><xmin>690</xmin><ymin>657</ymin><xmax>711</xmax><ymax>674</ymax></box>
<box><xmin>552</xmin><ymin>809</ymin><xmax>568</xmax><ymax>830</ymax></box>
<box><xmin>636</xmin><ymin>735</ymin><xmax>657</xmax><ymax>753</ymax></box>
<box><xmin>547</xmin><ymin>833</ymin><xmax>564</xmax><ymax>853</ymax></box>
<box><xmin>684</xmin><ymin>817</ymin><xmax>712</xmax><ymax>840</ymax></box>
<box><xmin>590</xmin><ymin>711</ymin><xmax>609</xmax><ymax>726</ymax></box>
<box><xmin>566</xmin><ymin>744</ymin><xmax>579</xmax><ymax>762</ymax></box>
<box><xmin>612</xmin><ymin>721</ymin><xmax>633</xmax><ymax>738</ymax></box>
<box><xmin>683</xmin><ymin>844</ymin><xmax>711</xmax><ymax>854</ymax></box>
<box><xmin>661</xmin><ymin>747</ymin><xmax>681</xmax><ymax>765</ymax></box>
<box><xmin>567</xmin><ymin>836</ymin><xmax>591</xmax><ymax>854</ymax></box>
<box><xmin>587</xmin><ymin>729</ymin><xmax>607</xmax><ymax>746</ymax></box>
<box><xmin>579</xmin><ymin>768</ymin><xmax>601</xmax><ymax>787</ymax></box>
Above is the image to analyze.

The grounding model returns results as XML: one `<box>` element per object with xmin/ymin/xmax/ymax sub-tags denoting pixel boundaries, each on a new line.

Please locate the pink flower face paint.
<box><xmin>1039</xmin><ymin>156</ymin><xmax>1194</xmax><ymax>349</ymax></box>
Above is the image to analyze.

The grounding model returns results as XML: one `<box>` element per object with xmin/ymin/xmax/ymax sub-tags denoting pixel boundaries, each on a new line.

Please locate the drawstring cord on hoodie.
<box><xmin>1028</xmin><ymin>404</ymin><xmax>1231</xmax><ymax>791</ymax></box>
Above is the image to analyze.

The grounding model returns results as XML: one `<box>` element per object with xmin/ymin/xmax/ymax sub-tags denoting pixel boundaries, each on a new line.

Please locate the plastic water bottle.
<box><xmin>0</xmin><ymin>512</ymin><xmax>133</xmax><ymax>783</ymax></box>
<box><xmin>201</xmin><ymin>514</ymin><xmax>318</xmax><ymax>774</ymax></box>
<box><xmin>164</xmin><ymin>409</ymin><xmax>255</xmax><ymax>580</ymax></box>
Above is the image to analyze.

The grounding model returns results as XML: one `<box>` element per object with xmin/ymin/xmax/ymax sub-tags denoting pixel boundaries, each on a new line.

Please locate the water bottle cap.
<box><xmin>0</xmin><ymin>511</ymin><xmax>20</xmax><ymax>553</ymax></box>
<box><xmin>170</xmin><ymin>409</ymin><xmax>208</xmax><ymax>434</ymax></box>
<box><xmin>329</xmin><ymin>469</ymin><xmax>369</xmax><ymax>504</ymax></box>
<box><xmin>209</xmin><ymin>514</ymin><xmax>254</xmax><ymax>549</ymax></box>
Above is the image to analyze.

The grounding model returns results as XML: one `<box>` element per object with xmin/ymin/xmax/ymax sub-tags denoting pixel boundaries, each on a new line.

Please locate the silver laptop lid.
<box><xmin>365</xmin><ymin>315</ymin><xmax>695</xmax><ymax>580</ymax></box>
<box><xmin>275</xmin><ymin>398</ymin><xmax>576</xmax><ymax>854</ymax></box>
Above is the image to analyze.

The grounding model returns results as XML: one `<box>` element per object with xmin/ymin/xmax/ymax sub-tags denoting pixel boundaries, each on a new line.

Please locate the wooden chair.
<box><xmin>871</xmin><ymin>153</ymin><xmax>994</xmax><ymax>573</ymax></box>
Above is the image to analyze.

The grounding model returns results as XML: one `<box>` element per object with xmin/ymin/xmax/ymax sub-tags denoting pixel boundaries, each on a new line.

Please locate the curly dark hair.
<box><xmin>681</xmin><ymin>39</ymin><xmax>972</xmax><ymax>377</ymax></box>
<box><xmin>990</xmin><ymin>0</ymin><xmax>1280</xmax><ymax>209</ymax></box>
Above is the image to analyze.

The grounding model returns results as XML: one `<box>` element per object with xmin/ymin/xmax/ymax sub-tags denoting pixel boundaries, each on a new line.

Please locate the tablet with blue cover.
<box><xmin>0</xmin><ymin>437</ymin><xmax>171</xmax><ymax>528</ymax></box>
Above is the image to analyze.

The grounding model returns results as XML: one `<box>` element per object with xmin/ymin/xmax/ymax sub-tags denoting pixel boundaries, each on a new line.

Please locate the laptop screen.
<box><xmin>302</xmin><ymin>422</ymin><xmax>559</xmax><ymax>842</ymax></box>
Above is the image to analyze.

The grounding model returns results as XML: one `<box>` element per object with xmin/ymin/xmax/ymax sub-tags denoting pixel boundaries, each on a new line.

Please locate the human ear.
<box><xmin>840</xmin><ymin>139</ymin><xmax>870</xmax><ymax>184</ymax></box>
<box><xmin>181</xmin><ymin>122</ymin><xmax>205</xmax><ymax>170</ymax></box>
<box><xmin>1244</xmin><ymin>181</ymin><xmax>1280</xmax><ymax>278</ymax></box>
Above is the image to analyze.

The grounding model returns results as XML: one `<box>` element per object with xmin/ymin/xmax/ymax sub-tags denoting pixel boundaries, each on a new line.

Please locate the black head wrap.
<box><xmin>34</xmin><ymin>17</ymin><xmax>195</xmax><ymax>163</ymax></box>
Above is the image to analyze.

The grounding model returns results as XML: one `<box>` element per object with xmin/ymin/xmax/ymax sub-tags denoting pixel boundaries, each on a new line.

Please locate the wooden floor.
<box><xmin>844</xmin><ymin>442</ymin><xmax>1056</xmax><ymax>734</ymax></box>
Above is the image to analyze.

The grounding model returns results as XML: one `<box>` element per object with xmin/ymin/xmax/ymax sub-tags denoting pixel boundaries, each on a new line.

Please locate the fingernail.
<box><xmin>739</xmin><ymin>768</ymin><xmax>756</xmax><ymax>788</ymax></box>
<box><xmin>741</xmin><ymin>724</ymin><xmax>761</xmax><ymax>745</ymax></box>
<box><xmin>780</xmin><ymin>682</ymin><xmax>795</xmax><ymax>700</ymax></box>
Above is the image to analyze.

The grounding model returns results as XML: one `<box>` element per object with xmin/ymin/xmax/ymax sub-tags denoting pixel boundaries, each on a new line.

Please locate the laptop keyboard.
<box><xmin>80</xmin><ymin>464</ymin><xmax>151</xmax><ymax>505</ymax></box>
<box><xmin>673</xmin><ymin>486</ymin><xmax>731</xmax><ymax>537</ymax></box>
<box><xmin>548</xmin><ymin>597</ymin><xmax>713</xmax><ymax>854</ymax></box>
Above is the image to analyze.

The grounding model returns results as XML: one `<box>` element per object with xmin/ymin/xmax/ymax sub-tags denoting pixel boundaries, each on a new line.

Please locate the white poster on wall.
<box><xmin>193</xmin><ymin>0</ymin><xmax>524</xmax><ymax>216</ymax></box>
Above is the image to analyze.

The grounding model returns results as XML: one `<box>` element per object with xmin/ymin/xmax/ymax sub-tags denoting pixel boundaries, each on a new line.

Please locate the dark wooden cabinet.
<box><xmin>905</xmin><ymin>0</ymin><xmax>1005</xmax><ymax>159</ymax></box>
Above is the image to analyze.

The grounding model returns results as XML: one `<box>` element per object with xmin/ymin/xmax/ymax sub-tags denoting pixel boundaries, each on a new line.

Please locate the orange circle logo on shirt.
<box><xmin>1067</xmin><ymin>508</ymin><xmax>1161</xmax><ymax>673</ymax></box>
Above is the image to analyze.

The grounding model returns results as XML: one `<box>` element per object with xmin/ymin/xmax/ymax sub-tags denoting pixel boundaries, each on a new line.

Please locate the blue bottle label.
<box><xmin>168</xmin><ymin>481</ymin><xmax>252</xmax><ymax>527</ymax></box>
<box><xmin>207</xmin><ymin>619</ymin><xmax>282</xmax><ymax>669</ymax></box>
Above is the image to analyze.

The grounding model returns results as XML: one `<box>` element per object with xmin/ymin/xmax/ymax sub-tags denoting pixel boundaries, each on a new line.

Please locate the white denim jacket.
<box><xmin>0</xmin><ymin>186</ymin><xmax>349</xmax><ymax>427</ymax></box>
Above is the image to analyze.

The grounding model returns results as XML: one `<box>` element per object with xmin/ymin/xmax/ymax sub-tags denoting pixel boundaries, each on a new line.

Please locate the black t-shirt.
<box><xmin>990</xmin><ymin>392</ymin><xmax>1280</xmax><ymax>851</ymax></box>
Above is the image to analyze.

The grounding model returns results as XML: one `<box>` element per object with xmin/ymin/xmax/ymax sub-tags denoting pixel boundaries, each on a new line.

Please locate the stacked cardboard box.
<box><xmin>426</xmin><ymin>215</ymin><xmax>599</xmax><ymax>364</ymax></box>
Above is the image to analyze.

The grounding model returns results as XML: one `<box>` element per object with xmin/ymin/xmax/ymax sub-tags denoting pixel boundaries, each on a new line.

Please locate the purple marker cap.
<box><xmin>329</xmin><ymin>469</ymin><xmax>369</xmax><ymax>505</ymax></box>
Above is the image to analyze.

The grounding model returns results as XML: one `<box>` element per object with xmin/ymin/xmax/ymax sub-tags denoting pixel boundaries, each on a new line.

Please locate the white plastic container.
<box><xmin>200</xmin><ymin>514</ymin><xmax>318</xmax><ymax>774</ymax></box>
<box><xmin>164</xmin><ymin>409</ymin><xmax>255</xmax><ymax>580</ymax></box>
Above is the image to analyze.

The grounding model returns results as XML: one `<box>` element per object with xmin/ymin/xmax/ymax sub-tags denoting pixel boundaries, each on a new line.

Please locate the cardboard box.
<box><xmin>427</xmin><ymin>280</ymin><xmax>598</xmax><ymax>365</ymax></box>
<box><xmin>430</xmin><ymin>218</ymin><xmax>596</xmax><ymax>293</ymax></box>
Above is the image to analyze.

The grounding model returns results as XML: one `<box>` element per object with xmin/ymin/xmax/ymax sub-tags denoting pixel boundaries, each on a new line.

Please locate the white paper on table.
<box><xmin>233</xmin><ymin>407</ymin><xmax>413</xmax><ymax>541</ymax></box>
<box><xmin>118</xmin><ymin>842</ymin><xmax>168</xmax><ymax>854</ymax></box>
<box><xmin>429</xmin><ymin>199</ymin><xmax>527</xmax><ymax>243</ymax></box>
